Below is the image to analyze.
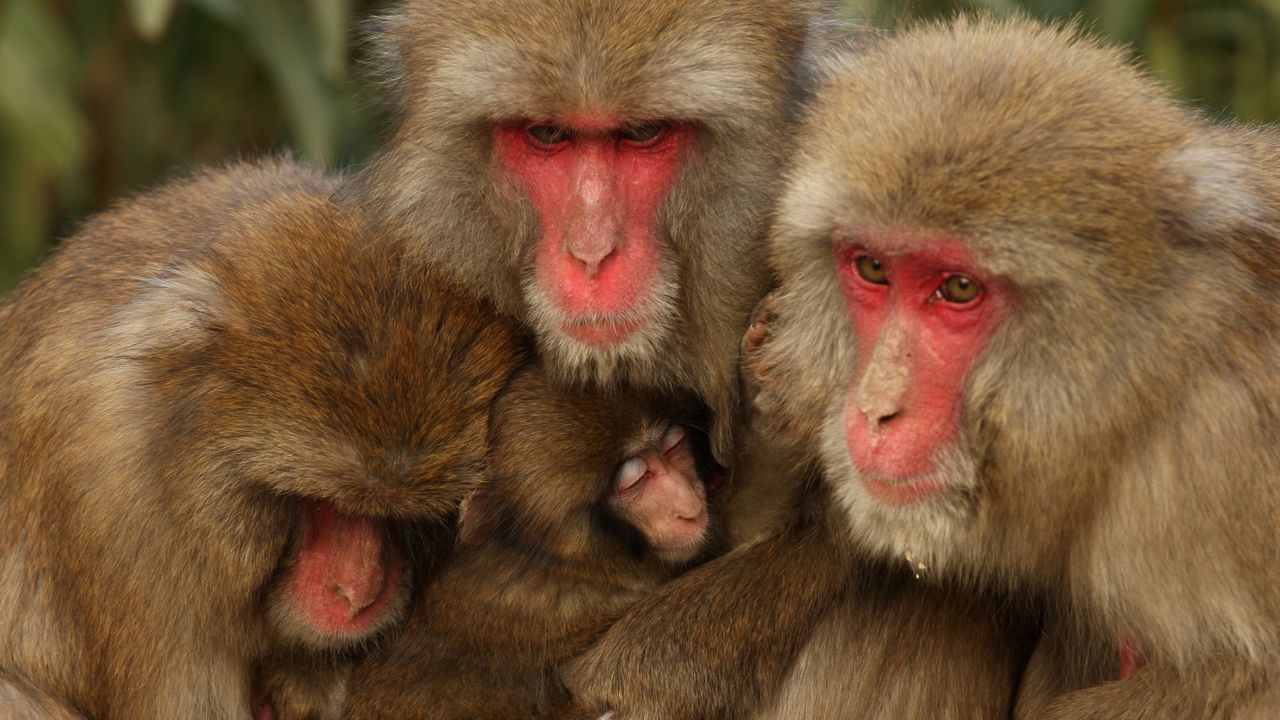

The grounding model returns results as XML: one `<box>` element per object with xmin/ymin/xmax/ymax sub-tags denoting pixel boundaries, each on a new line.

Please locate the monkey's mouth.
<box><xmin>286</xmin><ymin>500</ymin><xmax>404</xmax><ymax>637</ymax></box>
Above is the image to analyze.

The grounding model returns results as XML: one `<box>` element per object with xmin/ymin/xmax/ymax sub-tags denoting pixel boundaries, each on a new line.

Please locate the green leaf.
<box><xmin>308</xmin><ymin>0</ymin><xmax>352</xmax><ymax>83</ymax></box>
<box><xmin>0</xmin><ymin>0</ymin><xmax>87</xmax><ymax>172</ymax></box>
<box><xmin>128</xmin><ymin>0</ymin><xmax>181</xmax><ymax>40</ymax></box>
<box><xmin>241</xmin><ymin>0</ymin><xmax>337</xmax><ymax>164</ymax></box>
<box><xmin>189</xmin><ymin>0</ymin><xmax>245</xmax><ymax>25</ymax></box>
<box><xmin>1088</xmin><ymin>0</ymin><xmax>1153</xmax><ymax>45</ymax></box>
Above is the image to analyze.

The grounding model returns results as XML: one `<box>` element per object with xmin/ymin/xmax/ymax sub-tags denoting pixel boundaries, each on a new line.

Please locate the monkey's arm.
<box><xmin>1023</xmin><ymin>662</ymin><xmax>1277</xmax><ymax>720</ymax></box>
<box><xmin>560</xmin><ymin>525</ymin><xmax>847</xmax><ymax>720</ymax></box>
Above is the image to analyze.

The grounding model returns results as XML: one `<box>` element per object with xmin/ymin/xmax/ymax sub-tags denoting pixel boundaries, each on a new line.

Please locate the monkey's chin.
<box><xmin>523</xmin><ymin>276</ymin><xmax>679</xmax><ymax>386</ymax></box>
<box><xmin>821</xmin><ymin>413</ymin><xmax>978</xmax><ymax>573</ymax></box>
<box><xmin>562</xmin><ymin>316</ymin><xmax>648</xmax><ymax>346</ymax></box>
<box><xmin>653</xmin><ymin>532</ymin><xmax>709</xmax><ymax>567</ymax></box>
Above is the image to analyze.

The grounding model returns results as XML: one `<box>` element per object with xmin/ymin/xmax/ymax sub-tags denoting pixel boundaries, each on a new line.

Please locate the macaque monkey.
<box><xmin>0</xmin><ymin>159</ymin><xmax>527</xmax><ymax>719</ymax></box>
<box><xmin>345</xmin><ymin>365</ymin><xmax>718</xmax><ymax>719</ymax></box>
<box><xmin>560</xmin><ymin>27</ymin><xmax>1055</xmax><ymax>720</ymax></box>
<box><xmin>349</xmin><ymin>0</ymin><xmax>837</xmax><ymax>460</ymax></box>
<box><xmin>750</xmin><ymin>17</ymin><xmax>1280</xmax><ymax>719</ymax></box>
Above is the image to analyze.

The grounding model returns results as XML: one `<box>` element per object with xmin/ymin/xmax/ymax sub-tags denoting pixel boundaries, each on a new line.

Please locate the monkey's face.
<box><xmin>499</xmin><ymin>120</ymin><xmax>688</xmax><ymax>378</ymax></box>
<box><xmin>609</xmin><ymin>423</ymin><xmax>710</xmax><ymax>566</ymax></box>
<box><xmin>799</xmin><ymin>234</ymin><xmax>1012</xmax><ymax>571</ymax></box>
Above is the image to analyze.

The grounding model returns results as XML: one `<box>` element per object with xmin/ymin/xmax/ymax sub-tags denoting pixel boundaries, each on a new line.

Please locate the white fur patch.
<box><xmin>1165</xmin><ymin>142</ymin><xmax>1268</xmax><ymax>236</ymax></box>
<box><xmin>110</xmin><ymin>267</ymin><xmax>226</xmax><ymax>355</ymax></box>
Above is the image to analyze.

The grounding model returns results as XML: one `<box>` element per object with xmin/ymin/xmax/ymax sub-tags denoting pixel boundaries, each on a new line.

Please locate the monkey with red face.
<box><xmin>345</xmin><ymin>366</ymin><xmax>718</xmax><ymax>720</ymax></box>
<box><xmin>349</xmin><ymin>9</ymin><xmax>859</xmax><ymax>709</ymax></box>
<box><xmin>0</xmin><ymin>159</ymin><xmax>527</xmax><ymax>719</ymax></box>
<box><xmin>350</xmin><ymin>0</ymin><xmax>836</xmax><ymax>461</ymax></box>
<box><xmin>748</xmin><ymin>17</ymin><xmax>1280</xmax><ymax>719</ymax></box>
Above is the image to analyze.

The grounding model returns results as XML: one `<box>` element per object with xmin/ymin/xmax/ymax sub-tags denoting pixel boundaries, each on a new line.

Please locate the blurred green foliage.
<box><xmin>2</xmin><ymin>0</ymin><xmax>1280</xmax><ymax>291</ymax></box>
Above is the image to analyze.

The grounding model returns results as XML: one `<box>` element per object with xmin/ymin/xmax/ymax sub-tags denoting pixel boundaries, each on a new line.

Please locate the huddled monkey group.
<box><xmin>1</xmin><ymin>2</ymin><xmax>1278</xmax><ymax>719</ymax></box>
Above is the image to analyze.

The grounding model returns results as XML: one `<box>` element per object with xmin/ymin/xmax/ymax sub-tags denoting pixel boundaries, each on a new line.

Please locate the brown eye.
<box><xmin>620</xmin><ymin>122</ymin><xmax>666</xmax><ymax>145</ymax></box>
<box><xmin>854</xmin><ymin>255</ymin><xmax>889</xmax><ymax>285</ymax></box>
<box><xmin>526</xmin><ymin>124</ymin><xmax>572</xmax><ymax>147</ymax></box>
<box><xmin>940</xmin><ymin>274</ymin><xmax>981</xmax><ymax>303</ymax></box>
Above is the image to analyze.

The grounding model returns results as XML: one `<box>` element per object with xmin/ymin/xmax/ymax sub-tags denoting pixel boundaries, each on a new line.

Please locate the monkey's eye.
<box><xmin>616</xmin><ymin>456</ymin><xmax>648</xmax><ymax>493</ymax></box>
<box><xmin>526</xmin><ymin>124</ymin><xmax>572</xmax><ymax>147</ymax></box>
<box><xmin>620</xmin><ymin>122</ymin><xmax>667</xmax><ymax>146</ymax></box>
<box><xmin>661</xmin><ymin>425</ymin><xmax>686</xmax><ymax>454</ymax></box>
<box><xmin>939</xmin><ymin>274</ymin><xmax>982</xmax><ymax>304</ymax></box>
<box><xmin>854</xmin><ymin>255</ymin><xmax>889</xmax><ymax>285</ymax></box>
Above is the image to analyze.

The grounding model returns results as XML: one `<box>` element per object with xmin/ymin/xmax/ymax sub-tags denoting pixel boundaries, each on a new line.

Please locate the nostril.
<box><xmin>867</xmin><ymin>410</ymin><xmax>902</xmax><ymax>431</ymax></box>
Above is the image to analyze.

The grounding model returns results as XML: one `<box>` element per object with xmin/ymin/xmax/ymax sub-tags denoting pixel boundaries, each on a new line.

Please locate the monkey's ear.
<box><xmin>111</xmin><ymin>264</ymin><xmax>229</xmax><ymax>355</ymax></box>
<box><xmin>458</xmin><ymin>486</ymin><xmax>500</xmax><ymax>546</ymax></box>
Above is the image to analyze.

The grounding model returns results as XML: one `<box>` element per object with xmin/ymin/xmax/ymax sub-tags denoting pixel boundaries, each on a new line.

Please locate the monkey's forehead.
<box><xmin>778</xmin><ymin>18</ymin><xmax>1200</xmax><ymax>275</ymax></box>
<box><xmin>381</xmin><ymin>0</ymin><xmax>825</xmax><ymax>124</ymax></box>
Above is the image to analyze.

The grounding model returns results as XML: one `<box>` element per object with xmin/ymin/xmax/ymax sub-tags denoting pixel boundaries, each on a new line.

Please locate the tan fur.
<box><xmin>0</xmin><ymin>159</ymin><xmax>527</xmax><ymax>718</ymax></box>
<box><xmin>347</xmin><ymin>0</ymin><xmax>839</xmax><ymax>461</ymax></box>
<box><xmin>345</xmin><ymin>367</ymin><xmax>716</xmax><ymax>719</ymax></box>
<box><xmin>562</xmin><ymin>493</ymin><xmax>854</xmax><ymax>720</ymax></box>
<box><xmin>758</xmin><ymin>17</ymin><xmax>1280</xmax><ymax>718</ymax></box>
<box><xmin>754</xmin><ymin>571</ymin><xmax>1026</xmax><ymax>720</ymax></box>
<box><xmin>0</xmin><ymin>672</ymin><xmax>84</xmax><ymax>720</ymax></box>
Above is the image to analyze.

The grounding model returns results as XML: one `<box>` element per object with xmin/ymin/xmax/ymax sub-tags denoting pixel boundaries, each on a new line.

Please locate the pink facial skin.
<box><xmin>286</xmin><ymin>501</ymin><xmax>403</xmax><ymax>637</ymax></box>
<box><xmin>835</xmin><ymin>231</ymin><xmax>1008</xmax><ymax>506</ymax></box>
<box><xmin>493</xmin><ymin>117</ymin><xmax>693</xmax><ymax>346</ymax></box>
<box><xmin>614</xmin><ymin>426</ymin><xmax>708</xmax><ymax>563</ymax></box>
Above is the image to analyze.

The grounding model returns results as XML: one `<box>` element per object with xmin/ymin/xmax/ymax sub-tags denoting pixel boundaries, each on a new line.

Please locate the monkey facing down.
<box><xmin>745</xmin><ymin>17</ymin><xmax>1280</xmax><ymax>718</ymax></box>
<box><xmin>350</xmin><ymin>0</ymin><xmax>836</xmax><ymax>460</ymax></box>
<box><xmin>345</xmin><ymin>366</ymin><xmax>719</xmax><ymax>720</ymax></box>
<box><xmin>0</xmin><ymin>160</ymin><xmax>527</xmax><ymax>719</ymax></box>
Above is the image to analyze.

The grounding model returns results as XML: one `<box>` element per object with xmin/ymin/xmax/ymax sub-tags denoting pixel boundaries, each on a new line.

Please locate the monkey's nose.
<box><xmin>569</xmin><ymin>242</ymin><xmax>614</xmax><ymax>278</ymax></box>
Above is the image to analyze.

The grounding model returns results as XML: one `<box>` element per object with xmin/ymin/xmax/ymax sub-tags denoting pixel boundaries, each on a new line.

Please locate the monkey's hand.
<box><xmin>1031</xmin><ymin>662</ymin><xmax>1276</xmax><ymax>720</ymax></box>
<box><xmin>560</xmin><ymin>528</ymin><xmax>845</xmax><ymax>720</ymax></box>
<box><xmin>739</xmin><ymin>292</ymin><xmax>779</xmax><ymax>418</ymax></box>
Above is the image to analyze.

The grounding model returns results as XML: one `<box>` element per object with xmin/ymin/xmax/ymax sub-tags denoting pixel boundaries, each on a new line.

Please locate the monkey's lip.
<box><xmin>859</xmin><ymin>474</ymin><xmax>947</xmax><ymax>506</ymax></box>
<box><xmin>562</xmin><ymin>315</ymin><xmax>645</xmax><ymax>346</ymax></box>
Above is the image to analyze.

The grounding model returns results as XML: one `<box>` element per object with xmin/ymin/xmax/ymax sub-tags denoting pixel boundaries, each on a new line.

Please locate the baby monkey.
<box><xmin>346</xmin><ymin>365</ymin><xmax>721</xmax><ymax>719</ymax></box>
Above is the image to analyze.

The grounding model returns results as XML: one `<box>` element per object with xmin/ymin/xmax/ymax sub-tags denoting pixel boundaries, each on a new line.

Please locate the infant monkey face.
<box><xmin>611</xmin><ymin>423</ymin><xmax>709</xmax><ymax>565</ymax></box>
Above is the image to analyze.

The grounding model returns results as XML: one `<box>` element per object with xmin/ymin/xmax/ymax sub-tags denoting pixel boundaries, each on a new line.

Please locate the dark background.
<box><xmin>3</xmin><ymin>0</ymin><xmax>1279</xmax><ymax>291</ymax></box>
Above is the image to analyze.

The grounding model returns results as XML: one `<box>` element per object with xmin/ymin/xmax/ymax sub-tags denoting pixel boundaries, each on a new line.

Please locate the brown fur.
<box><xmin>347</xmin><ymin>0</ymin><xmax>837</xmax><ymax>461</ymax></box>
<box><xmin>564</xmin><ymin>474</ymin><xmax>1032</xmax><ymax>720</ymax></box>
<box><xmin>755</xmin><ymin>17</ymin><xmax>1280</xmax><ymax>718</ymax></box>
<box><xmin>0</xmin><ymin>672</ymin><xmax>84</xmax><ymax>720</ymax></box>
<box><xmin>345</xmin><ymin>366</ymin><xmax>717</xmax><ymax>719</ymax></box>
<box><xmin>0</xmin><ymin>159</ymin><xmax>527</xmax><ymax>718</ymax></box>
